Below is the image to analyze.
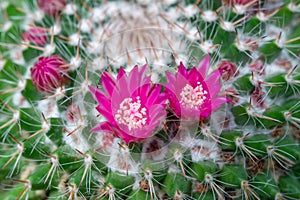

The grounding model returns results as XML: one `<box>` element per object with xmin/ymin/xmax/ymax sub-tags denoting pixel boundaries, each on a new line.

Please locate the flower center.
<box><xmin>180</xmin><ymin>82</ymin><xmax>208</xmax><ymax>110</ymax></box>
<box><xmin>115</xmin><ymin>96</ymin><xmax>148</xmax><ymax>131</ymax></box>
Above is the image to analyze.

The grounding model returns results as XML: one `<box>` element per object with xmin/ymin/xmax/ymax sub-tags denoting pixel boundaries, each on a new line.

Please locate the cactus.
<box><xmin>0</xmin><ymin>0</ymin><xmax>300</xmax><ymax>199</ymax></box>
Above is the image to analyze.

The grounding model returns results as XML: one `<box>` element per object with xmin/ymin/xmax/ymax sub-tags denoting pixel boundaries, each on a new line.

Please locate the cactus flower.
<box><xmin>165</xmin><ymin>55</ymin><xmax>227</xmax><ymax>120</ymax></box>
<box><xmin>23</xmin><ymin>27</ymin><xmax>48</xmax><ymax>46</ymax></box>
<box><xmin>89</xmin><ymin>65</ymin><xmax>167</xmax><ymax>144</ymax></box>
<box><xmin>31</xmin><ymin>55</ymin><xmax>68</xmax><ymax>94</ymax></box>
<box><xmin>38</xmin><ymin>0</ymin><xmax>66</xmax><ymax>17</ymax></box>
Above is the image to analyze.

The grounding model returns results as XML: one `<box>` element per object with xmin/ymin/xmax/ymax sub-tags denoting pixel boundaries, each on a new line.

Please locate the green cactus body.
<box><xmin>0</xmin><ymin>0</ymin><xmax>299</xmax><ymax>199</ymax></box>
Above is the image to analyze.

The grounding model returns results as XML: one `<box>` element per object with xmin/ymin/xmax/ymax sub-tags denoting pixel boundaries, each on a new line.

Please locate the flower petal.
<box><xmin>187</xmin><ymin>67</ymin><xmax>203</xmax><ymax>86</ymax></box>
<box><xmin>178</xmin><ymin>62</ymin><xmax>188</xmax><ymax>77</ymax></box>
<box><xmin>197</xmin><ymin>54</ymin><xmax>210</xmax><ymax>78</ymax></box>
<box><xmin>165</xmin><ymin>71</ymin><xmax>176</xmax><ymax>85</ymax></box>
<box><xmin>89</xmin><ymin>86</ymin><xmax>106</xmax><ymax>102</ymax></box>
<box><xmin>211</xmin><ymin>97</ymin><xmax>228</xmax><ymax>110</ymax></box>
<box><xmin>146</xmin><ymin>85</ymin><xmax>162</xmax><ymax>106</ymax></box>
<box><xmin>117</xmin><ymin>67</ymin><xmax>127</xmax><ymax>80</ymax></box>
<box><xmin>96</xmin><ymin>105</ymin><xmax>114</xmax><ymax>122</ymax></box>
<box><xmin>129</xmin><ymin>65</ymin><xmax>140</xmax><ymax>92</ymax></box>
<box><xmin>205</xmin><ymin>69</ymin><xmax>222</xmax><ymax>97</ymax></box>
<box><xmin>91</xmin><ymin>121</ymin><xmax>113</xmax><ymax>133</ymax></box>
<box><xmin>101</xmin><ymin>71</ymin><xmax>116</xmax><ymax>97</ymax></box>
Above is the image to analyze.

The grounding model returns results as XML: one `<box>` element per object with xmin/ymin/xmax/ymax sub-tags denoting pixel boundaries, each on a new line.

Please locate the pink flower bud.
<box><xmin>22</xmin><ymin>27</ymin><xmax>48</xmax><ymax>46</ymax></box>
<box><xmin>218</xmin><ymin>60</ymin><xmax>239</xmax><ymax>81</ymax></box>
<box><xmin>38</xmin><ymin>0</ymin><xmax>66</xmax><ymax>17</ymax></box>
<box><xmin>31</xmin><ymin>55</ymin><xmax>68</xmax><ymax>94</ymax></box>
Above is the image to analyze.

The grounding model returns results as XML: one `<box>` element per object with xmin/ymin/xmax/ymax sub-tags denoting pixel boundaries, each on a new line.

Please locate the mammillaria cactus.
<box><xmin>0</xmin><ymin>0</ymin><xmax>300</xmax><ymax>200</ymax></box>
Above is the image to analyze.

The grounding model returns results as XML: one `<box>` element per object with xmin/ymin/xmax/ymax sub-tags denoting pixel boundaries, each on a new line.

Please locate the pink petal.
<box><xmin>122</xmin><ymin>134</ymin><xmax>139</xmax><ymax>144</ymax></box>
<box><xmin>178</xmin><ymin>62</ymin><xmax>187</xmax><ymax>77</ymax></box>
<box><xmin>136</xmin><ymin>83</ymin><xmax>151</xmax><ymax>104</ymax></box>
<box><xmin>101</xmin><ymin>71</ymin><xmax>116</xmax><ymax>97</ymax></box>
<box><xmin>116</xmin><ymin>76</ymin><xmax>130</xmax><ymax>98</ymax></box>
<box><xmin>91</xmin><ymin>122</ymin><xmax>112</xmax><ymax>133</ymax></box>
<box><xmin>111</xmin><ymin>88</ymin><xmax>131</xmax><ymax>113</ymax></box>
<box><xmin>89</xmin><ymin>86</ymin><xmax>105</xmax><ymax>101</ymax></box>
<box><xmin>146</xmin><ymin>85</ymin><xmax>162</xmax><ymax>106</ymax></box>
<box><xmin>197</xmin><ymin>54</ymin><xmax>210</xmax><ymax>78</ymax></box>
<box><xmin>205</xmin><ymin>69</ymin><xmax>222</xmax><ymax>97</ymax></box>
<box><xmin>211</xmin><ymin>97</ymin><xmax>228</xmax><ymax>110</ymax></box>
<box><xmin>129</xmin><ymin>65</ymin><xmax>140</xmax><ymax>92</ymax></box>
<box><xmin>96</xmin><ymin>105</ymin><xmax>114</xmax><ymax>122</ymax></box>
<box><xmin>149</xmin><ymin>105</ymin><xmax>166</xmax><ymax>124</ymax></box>
<box><xmin>128</xmin><ymin>64</ymin><xmax>147</xmax><ymax>93</ymax></box>
<box><xmin>141</xmin><ymin>76</ymin><xmax>151</xmax><ymax>86</ymax></box>
<box><xmin>187</xmin><ymin>67</ymin><xmax>202</xmax><ymax>86</ymax></box>
<box><xmin>165</xmin><ymin>71</ymin><xmax>176</xmax><ymax>85</ymax></box>
<box><xmin>117</xmin><ymin>67</ymin><xmax>127</xmax><ymax>80</ymax></box>
<box><xmin>139</xmin><ymin>64</ymin><xmax>147</xmax><ymax>79</ymax></box>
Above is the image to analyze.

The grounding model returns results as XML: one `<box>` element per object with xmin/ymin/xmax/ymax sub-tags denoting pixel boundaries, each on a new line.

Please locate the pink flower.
<box><xmin>165</xmin><ymin>55</ymin><xmax>228</xmax><ymax>120</ymax></box>
<box><xmin>89</xmin><ymin>65</ymin><xmax>167</xmax><ymax>144</ymax></box>
<box><xmin>31</xmin><ymin>55</ymin><xmax>68</xmax><ymax>94</ymax></box>
<box><xmin>38</xmin><ymin>0</ymin><xmax>66</xmax><ymax>17</ymax></box>
<box><xmin>23</xmin><ymin>27</ymin><xmax>48</xmax><ymax>46</ymax></box>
